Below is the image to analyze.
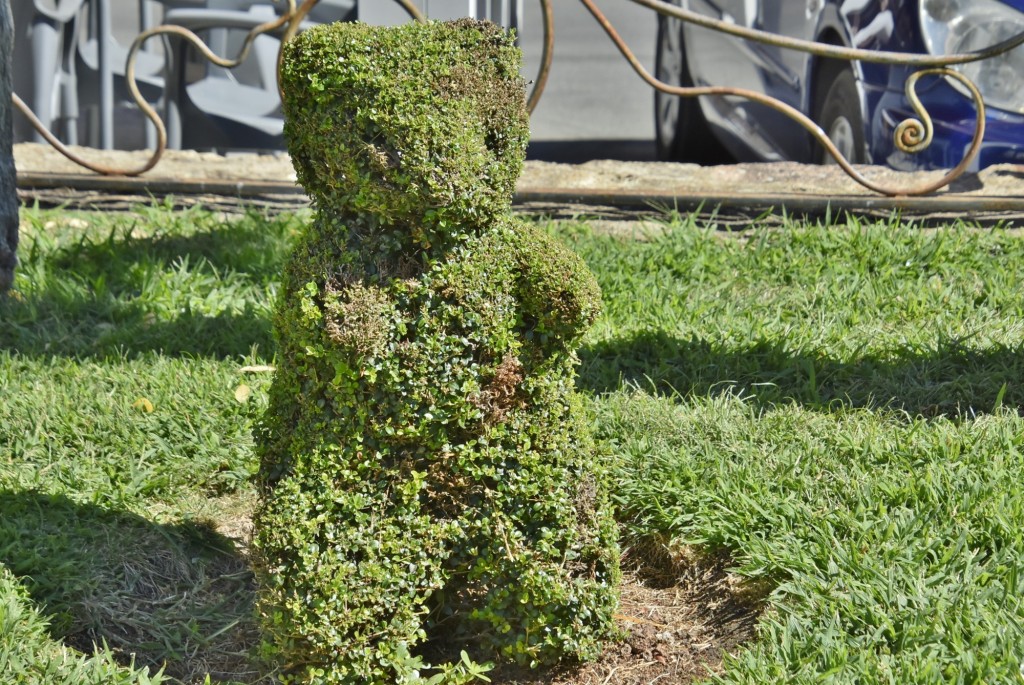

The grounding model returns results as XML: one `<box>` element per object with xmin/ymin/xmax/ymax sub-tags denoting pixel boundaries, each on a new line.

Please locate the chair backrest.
<box><xmin>199</xmin><ymin>0</ymin><xmax>354</xmax><ymax>91</ymax></box>
<box><xmin>76</xmin><ymin>0</ymin><xmax>165</xmax><ymax>81</ymax></box>
<box><xmin>358</xmin><ymin>0</ymin><xmax>521</xmax><ymax>29</ymax></box>
<box><xmin>19</xmin><ymin>0</ymin><xmax>519</xmax><ymax>151</ymax></box>
<box><xmin>31</xmin><ymin>0</ymin><xmax>84</xmax><ymax>22</ymax></box>
<box><xmin>11</xmin><ymin>0</ymin><xmax>88</xmax><ymax>143</ymax></box>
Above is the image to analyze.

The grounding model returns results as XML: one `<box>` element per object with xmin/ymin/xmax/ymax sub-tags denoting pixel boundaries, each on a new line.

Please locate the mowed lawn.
<box><xmin>1</xmin><ymin>205</ymin><xmax>1023</xmax><ymax>684</ymax></box>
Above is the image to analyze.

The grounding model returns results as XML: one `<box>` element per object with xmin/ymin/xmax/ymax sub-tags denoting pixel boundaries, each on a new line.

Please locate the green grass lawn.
<box><xmin>2</xmin><ymin>205</ymin><xmax>1023</xmax><ymax>684</ymax></box>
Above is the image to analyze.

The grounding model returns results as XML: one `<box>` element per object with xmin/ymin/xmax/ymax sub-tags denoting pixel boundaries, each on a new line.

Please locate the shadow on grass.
<box><xmin>0</xmin><ymin>295</ymin><xmax>275</xmax><ymax>359</ymax></box>
<box><xmin>47</xmin><ymin>216</ymin><xmax>294</xmax><ymax>286</ymax></box>
<box><xmin>0</xmin><ymin>209</ymin><xmax>292</xmax><ymax>359</ymax></box>
<box><xmin>579</xmin><ymin>330</ymin><xmax>1024</xmax><ymax>418</ymax></box>
<box><xmin>0</xmin><ymin>490</ymin><xmax>262</xmax><ymax>683</ymax></box>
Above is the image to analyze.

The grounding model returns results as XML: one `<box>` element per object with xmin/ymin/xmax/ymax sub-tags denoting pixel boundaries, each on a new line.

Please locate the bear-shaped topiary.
<box><xmin>253</xmin><ymin>19</ymin><xmax>620</xmax><ymax>685</ymax></box>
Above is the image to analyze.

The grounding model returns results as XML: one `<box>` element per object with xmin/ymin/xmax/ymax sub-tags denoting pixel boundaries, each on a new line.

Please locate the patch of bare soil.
<box><xmin>209</xmin><ymin>508</ymin><xmax>763</xmax><ymax>685</ymax></box>
<box><xmin>489</xmin><ymin>545</ymin><xmax>764</xmax><ymax>685</ymax></box>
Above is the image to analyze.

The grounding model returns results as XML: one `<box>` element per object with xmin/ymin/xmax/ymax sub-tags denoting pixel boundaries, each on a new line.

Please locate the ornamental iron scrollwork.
<box><xmin>579</xmin><ymin>0</ymin><xmax>1024</xmax><ymax>196</ymax></box>
<box><xmin>11</xmin><ymin>0</ymin><xmax>425</xmax><ymax>176</ymax></box>
<box><xmin>11</xmin><ymin>0</ymin><xmax>1024</xmax><ymax>196</ymax></box>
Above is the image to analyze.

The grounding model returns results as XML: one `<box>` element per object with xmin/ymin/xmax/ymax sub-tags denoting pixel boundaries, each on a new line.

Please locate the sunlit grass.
<box><xmin>2</xmin><ymin>204</ymin><xmax>1023</xmax><ymax>683</ymax></box>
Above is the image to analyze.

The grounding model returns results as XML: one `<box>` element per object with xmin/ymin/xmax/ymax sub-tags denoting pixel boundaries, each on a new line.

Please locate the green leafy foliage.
<box><xmin>280</xmin><ymin>19</ymin><xmax>529</xmax><ymax>245</ymax></box>
<box><xmin>253</xmin><ymin>19</ymin><xmax>619</xmax><ymax>685</ymax></box>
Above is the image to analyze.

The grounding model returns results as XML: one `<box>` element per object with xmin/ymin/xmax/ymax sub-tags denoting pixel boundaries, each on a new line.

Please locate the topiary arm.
<box><xmin>512</xmin><ymin>224</ymin><xmax>602</xmax><ymax>350</ymax></box>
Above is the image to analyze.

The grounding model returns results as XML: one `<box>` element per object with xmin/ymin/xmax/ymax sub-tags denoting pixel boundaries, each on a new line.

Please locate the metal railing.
<box><xmin>581</xmin><ymin>0</ymin><xmax>1024</xmax><ymax>196</ymax></box>
<box><xmin>11</xmin><ymin>0</ymin><xmax>1024</xmax><ymax>196</ymax></box>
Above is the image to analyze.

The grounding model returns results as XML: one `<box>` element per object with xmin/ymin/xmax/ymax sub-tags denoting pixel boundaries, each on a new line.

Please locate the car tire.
<box><xmin>654</xmin><ymin>5</ymin><xmax>733</xmax><ymax>164</ymax></box>
<box><xmin>813</xmin><ymin>61</ymin><xmax>865</xmax><ymax>165</ymax></box>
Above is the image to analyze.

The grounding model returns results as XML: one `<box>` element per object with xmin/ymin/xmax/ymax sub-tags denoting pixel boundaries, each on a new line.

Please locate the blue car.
<box><xmin>654</xmin><ymin>0</ymin><xmax>1024</xmax><ymax>170</ymax></box>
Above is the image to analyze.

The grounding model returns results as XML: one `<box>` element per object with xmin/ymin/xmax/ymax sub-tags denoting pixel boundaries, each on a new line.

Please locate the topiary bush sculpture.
<box><xmin>253</xmin><ymin>19</ymin><xmax>619</xmax><ymax>684</ymax></box>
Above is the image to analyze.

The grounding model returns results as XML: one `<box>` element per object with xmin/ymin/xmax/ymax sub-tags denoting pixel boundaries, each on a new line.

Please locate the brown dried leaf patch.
<box><xmin>489</xmin><ymin>544</ymin><xmax>764</xmax><ymax>685</ymax></box>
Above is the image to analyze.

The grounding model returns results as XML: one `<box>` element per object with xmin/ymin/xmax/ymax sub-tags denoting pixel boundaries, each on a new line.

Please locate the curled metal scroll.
<box><xmin>11</xmin><ymin>0</ymin><xmax>426</xmax><ymax>177</ymax></box>
<box><xmin>579</xmin><ymin>0</ymin><xmax>1022</xmax><ymax>196</ymax></box>
<box><xmin>11</xmin><ymin>0</ymin><xmax>555</xmax><ymax>178</ymax></box>
<box><xmin>630</xmin><ymin>0</ymin><xmax>1024</xmax><ymax>67</ymax></box>
<box><xmin>527</xmin><ymin>0</ymin><xmax>554</xmax><ymax>114</ymax></box>
<box><xmin>12</xmin><ymin>0</ymin><xmax>1020</xmax><ymax>195</ymax></box>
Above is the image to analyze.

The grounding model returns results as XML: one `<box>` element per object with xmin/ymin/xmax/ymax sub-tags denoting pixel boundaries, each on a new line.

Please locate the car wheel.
<box><xmin>813</xmin><ymin>61</ymin><xmax>865</xmax><ymax>165</ymax></box>
<box><xmin>654</xmin><ymin>5</ymin><xmax>733</xmax><ymax>164</ymax></box>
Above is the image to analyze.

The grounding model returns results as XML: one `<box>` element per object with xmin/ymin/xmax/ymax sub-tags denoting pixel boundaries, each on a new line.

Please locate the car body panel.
<box><xmin>672</xmin><ymin>0</ymin><xmax>1024</xmax><ymax>170</ymax></box>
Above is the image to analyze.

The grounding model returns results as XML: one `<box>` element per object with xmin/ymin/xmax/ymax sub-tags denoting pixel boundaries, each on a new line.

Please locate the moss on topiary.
<box><xmin>253</xmin><ymin>19</ymin><xmax>619</xmax><ymax>684</ymax></box>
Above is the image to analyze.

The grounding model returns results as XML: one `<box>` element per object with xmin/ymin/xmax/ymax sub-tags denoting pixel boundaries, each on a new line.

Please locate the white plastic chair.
<box><xmin>159</xmin><ymin>0</ymin><xmax>355</xmax><ymax>150</ymax></box>
<box><xmin>15</xmin><ymin>0</ymin><xmax>522</xmax><ymax>151</ymax></box>
<box><xmin>14</xmin><ymin>0</ymin><xmax>178</xmax><ymax>149</ymax></box>
<box><xmin>159</xmin><ymin>0</ymin><xmax>522</xmax><ymax>151</ymax></box>
<box><xmin>20</xmin><ymin>0</ymin><xmax>86</xmax><ymax>144</ymax></box>
<box><xmin>75</xmin><ymin>0</ymin><xmax>181</xmax><ymax>148</ymax></box>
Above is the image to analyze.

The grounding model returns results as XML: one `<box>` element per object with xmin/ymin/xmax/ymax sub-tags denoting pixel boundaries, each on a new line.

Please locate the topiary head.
<box><xmin>281</xmin><ymin>19</ymin><xmax>529</xmax><ymax>248</ymax></box>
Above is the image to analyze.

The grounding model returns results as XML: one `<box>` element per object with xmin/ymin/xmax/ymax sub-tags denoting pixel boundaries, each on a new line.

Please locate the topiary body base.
<box><xmin>254</xmin><ymin>20</ymin><xmax>619</xmax><ymax>684</ymax></box>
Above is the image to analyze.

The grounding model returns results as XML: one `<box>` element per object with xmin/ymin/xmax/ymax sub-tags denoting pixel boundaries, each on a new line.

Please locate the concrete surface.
<box><xmin>520</xmin><ymin>0</ymin><xmax>657</xmax><ymax>161</ymax></box>
<box><xmin>12</xmin><ymin>142</ymin><xmax>1024</xmax><ymax>223</ymax></box>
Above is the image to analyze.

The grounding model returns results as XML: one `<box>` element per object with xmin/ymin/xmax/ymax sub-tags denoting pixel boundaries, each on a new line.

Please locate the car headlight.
<box><xmin>920</xmin><ymin>0</ymin><xmax>1024</xmax><ymax>114</ymax></box>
